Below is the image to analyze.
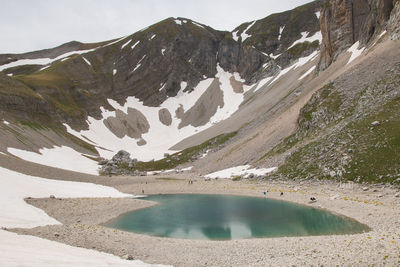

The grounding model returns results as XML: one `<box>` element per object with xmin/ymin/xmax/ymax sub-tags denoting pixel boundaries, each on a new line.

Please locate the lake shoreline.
<box><xmin>12</xmin><ymin>175</ymin><xmax>400</xmax><ymax>266</ymax></box>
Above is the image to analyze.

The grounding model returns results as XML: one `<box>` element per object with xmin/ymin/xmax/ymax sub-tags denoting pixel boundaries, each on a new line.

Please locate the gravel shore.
<box><xmin>10</xmin><ymin>175</ymin><xmax>400</xmax><ymax>266</ymax></box>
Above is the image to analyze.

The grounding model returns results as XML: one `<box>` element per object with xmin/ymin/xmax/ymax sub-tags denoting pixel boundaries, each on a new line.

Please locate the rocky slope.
<box><xmin>0</xmin><ymin>0</ymin><xmax>399</xmax><ymax>182</ymax></box>
<box><xmin>0</xmin><ymin>1</ymin><xmax>325</xmax><ymax>167</ymax></box>
<box><xmin>257</xmin><ymin>0</ymin><xmax>400</xmax><ymax>184</ymax></box>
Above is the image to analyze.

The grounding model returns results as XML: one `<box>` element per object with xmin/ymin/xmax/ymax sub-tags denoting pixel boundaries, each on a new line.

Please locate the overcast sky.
<box><xmin>1</xmin><ymin>0</ymin><xmax>314</xmax><ymax>54</ymax></box>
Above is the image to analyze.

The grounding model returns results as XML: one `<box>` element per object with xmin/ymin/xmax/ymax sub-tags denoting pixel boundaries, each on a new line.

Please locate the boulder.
<box><xmin>112</xmin><ymin>150</ymin><xmax>131</xmax><ymax>163</ymax></box>
<box><xmin>371</xmin><ymin>121</ymin><xmax>380</xmax><ymax>127</ymax></box>
<box><xmin>122</xmin><ymin>254</ymin><xmax>134</xmax><ymax>260</ymax></box>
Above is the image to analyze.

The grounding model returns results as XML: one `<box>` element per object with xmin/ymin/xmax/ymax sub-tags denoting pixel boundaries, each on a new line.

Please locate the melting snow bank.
<box><xmin>204</xmin><ymin>165</ymin><xmax>277</xmax><ymax>179</ymax></box>
<box><xmin>0</xmin><ymin>166</ymin><xmax>131</xmax><ymax>228</ymax></box>
<box><xmin>0</xmin><ymin>230</ymin><xmax>169</xmax><ymax>267</ymax></box>
<box><xmin>65</xmin><ymin>66</ymin><xmax>250</xmax><ymax>161</ymax></box>
<box><xmin>347</xmin><ymin>41</ymin><xmax>365</xmax><ymax>64</ymax></box>
<box><xmin>0</xmin><ymin>167</ymin><xmax>169</xmax><ymax>266</ymax></box>
<box><xmin>7</xmin><ymin>146</ymin><xmax>99</xmax><ymax>175</ymax></box>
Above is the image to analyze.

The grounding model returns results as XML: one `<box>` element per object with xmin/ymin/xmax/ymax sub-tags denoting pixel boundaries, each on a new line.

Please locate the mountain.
<box><xmin>0</xmin><ymin>0</ymin><xmax>399</xmax><ymax>184</ymax></box>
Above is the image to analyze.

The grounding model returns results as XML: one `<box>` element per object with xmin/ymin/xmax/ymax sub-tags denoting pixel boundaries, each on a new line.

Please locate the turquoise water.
<box><xmin>105</xmin><ymin>194</ymin><xmax>369</xmax><ymax>240</ymax></box>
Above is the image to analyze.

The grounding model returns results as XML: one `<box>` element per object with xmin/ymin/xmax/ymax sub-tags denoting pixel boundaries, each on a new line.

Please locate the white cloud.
<box><xmin>0</xmin><ymin>0</ymin><xmax>313</xmax><ymax>53</ymax></box>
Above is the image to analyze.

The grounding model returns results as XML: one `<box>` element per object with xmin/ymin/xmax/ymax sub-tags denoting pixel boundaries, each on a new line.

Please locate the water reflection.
<box><xmin>105</xmin><ymin>194</ymin><xmax>369</xmax><ymax>240</ymax></box>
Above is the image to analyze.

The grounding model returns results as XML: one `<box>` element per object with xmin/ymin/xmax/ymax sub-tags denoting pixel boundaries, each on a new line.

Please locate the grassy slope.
<box><xmin>110</xmin><ymin>132</ymin><xmax>237</xmax><ymax>173</ymax></box>
<box><xmin>261</xmin><ymin>64</ymin><xmax>400</xmax><ymax>184</ymax></box>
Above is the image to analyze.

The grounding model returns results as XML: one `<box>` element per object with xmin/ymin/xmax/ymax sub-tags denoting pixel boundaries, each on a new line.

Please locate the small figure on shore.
<box><xmin>280</xmin><ymin>192</ymin><xmax>284</xmax><ymax>196</ymax></box>
<box><xmin>310</xmin><ymin>197</ymin><xmax>316</xmax><ymax>202</ymax></box>
<box><xmin>142</xmin><ymin>189</ymin><xmax>144</xmax><ymax>194</ymax></box>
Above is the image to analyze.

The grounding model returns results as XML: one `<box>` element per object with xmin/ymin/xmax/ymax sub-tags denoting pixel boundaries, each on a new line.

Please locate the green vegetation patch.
<box><xmin>122</xmin><ymin>131</ymin><xmax>237</xmax><ymax>172</ymax></box>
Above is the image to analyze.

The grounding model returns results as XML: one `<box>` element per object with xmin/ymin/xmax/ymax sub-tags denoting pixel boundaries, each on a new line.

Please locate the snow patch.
<box><xmin>232</xmin><ymin>30</ymin><xmax>239</xmax><ymax>42</ymax></box>
<box><xmin>298</xmin><ymin>65</ymin><xmax>316</xmax><ymax>80</ymax></box>
<box><xmin>64</xmin><ymin>67</ymin><xmax>249</xmax><ymax>161</ymax></box>
<box><xmin>192</xmin><ymin>21</ymin><xmax>204</xmax><ymax>29</ymax></box>
<box><xmin>7</xmin><ymin>73</ymin><xmax>13</xmax><ymax>76</ymax></box>
<box><xmin>209</xmin><ymin>66</ymin><xmax>244</xmax><ymax>123</ymax></box>
<box><xmin>102</xmin><ymin>36</ymin><xmax>129</xmax><ymax>48</ymax></box>
<box><xmin>240</xmin><ymin>21</ymin><xmax>256</xmax><ymax>42</ymax></box>
<box><xmin>0</xmin><ymin>48</ymin><xmax>96</xmax><ymax>71</ymax></box>
<box><xmin>200</xmin><ymin>149</ymin><xmax>210</xmax><ymax>158</ymax></box>
<box><xmin>204</xmin><ymin>165</ymin><xmax>277</xmax><ymax>179</ymax></box>
<box><xmin>315</xmin><ymin>11</ymin><xmax>321</xmax><ymax>19</ymax></box>
<box><xmin>288</xmin><ymin>31</ymin><xmax>322</xmax><ymax>49</ymax></box>
<box><xmin>39</xmin><ymin>65</ymin><xmax>50</xmax><ymax>71</ymax></box>
<box><xmin>149</xmin><ymin>34</ymin><xmax>156</xmax><ymax>40</ymax></box>
<box><xmin>0</xmin><ymin>230</ymin><xmax>168</xmax><ymax>267</ymax></box>
<box><xmin>113</xmin><ymin>69</ymin><xmax>117</xmax><ymax>75</ymax></box>
<box><xmin>7</xmin><ymin>146</ymin><xmax>99</xmax><ymax>175</ymax></box>
<box><xmin>347</xmin><ymin>41</ymin><xmax>365</xmax><ymax>64</ymax></box>
<box><xmin>269</xmin><ymin>53</ymin><xmax>281</xmax><ymax>60</ymax></box>
<box><xmin>254</xmin><ymin>76</ymin><xmax>273</xmax><ymax>92</ymax></box>
<box><xmin>174</xmin><ymin>19</ymin><xmax>182</xmax><ymax>25</ymax></box>
<box><xmin>82</xmin><ymin>56</ymin><xmax>91</xmax><ymax>66</ymax></box>
<box><xmin>270</xmin><ymin>51</ymin><xmax>319</xmax><ymax>85</ymax></box>
<box><xmin>131</xmin><ymin>40</ymin><xmax>140</xmax><ymax>50</ymax></box>
<box><xmin>161</xmin><ymin>48</ymin><xmax>166</xmax><ymax>55</ymax></box>
<box><xmin>0</xmin><ymin>166</ymin><xmax>131</xmax><ymax>228</ymax></box>
<box><xmin>159</xmin><ymin>83</ymin><xmax>166</xmax><ymax>91</ymax></box>
<box><xmin>180</xmin><ymin>166</ymin><xmax>193</xmax><ymax>171</ymax></box>
<box><xmin>132</xmin><ymin>55</ymin><xmax>146</xmax><ymax>72</ymax></box>
<box><xmin>378</xmin><ymin>30</ymin><xmax>387</xmax><ymax>39</ymax></box>
<box><xmin>2</xmin><ymin>120</ymin><xmax>10</xmax><ymax>125</ymax></box>
<box><xmin>278</xmin><ymin>26</ymin><xmax>285</xmax><ymax>40</ymax></box>
<box><xmin>121</xmin><ymin>39</ymin><xmax>131</xmax><ymax>49</ymax></box>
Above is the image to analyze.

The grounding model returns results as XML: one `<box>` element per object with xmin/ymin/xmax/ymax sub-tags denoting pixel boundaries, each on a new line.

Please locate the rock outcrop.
<box><xmin>388</xmin><ymin>0</ymin><xmax>400</xmax><ymax>39</ymax></box>
<box><xmin>233</xmin><ymin>0</ymin><xmax>326</xmax><ymax>69</ymax></box>
<box><xmin>319</xmin><ymin>0</ymin><xmax>397</xmax><ymax>70</ymax></box>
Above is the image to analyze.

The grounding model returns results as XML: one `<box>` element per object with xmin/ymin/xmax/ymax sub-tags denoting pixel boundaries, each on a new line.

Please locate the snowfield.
<box><xmin>204</xmin><ymin>165</ymin><xmax>277</xmax><ymax>179</ymax></box>
<box><xmin>0</xmin><ymin>166</ymin><xmax>170</xmax><ymax>266</ymax></box>
<box><xmin>0</xmin><ymin>230</ymin><xmax>169</xmax><ymax>267</ymax></box>
<box><xmin>7</xmin><ymin>146</ymin><xmax>99</xmax><ymax>175</ymax></box>
<box><xmin>288</xmin><ymin>31</ymin><xmax>322</xmax><ymax>49</ymax></box>
<box><xmin>64</xmin><ymin>67</ymin><xmax>251</xmax><ymax>162</ymax></box>
<box><xmin>0</xmin><ymin>166</ymin><xmax>131</xmax><ymax>228</ymax></box>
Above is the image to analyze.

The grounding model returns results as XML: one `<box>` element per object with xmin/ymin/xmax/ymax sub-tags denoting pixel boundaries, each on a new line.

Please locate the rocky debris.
<box><xmin>54</xmin><ymin>232</ymin><xmax>60</xmax><ymax>237</ymax></box>
<box><xmin>112</xmin><ymin>150</ymin><xmax>131</xmax><ymax>163</ymax></box>
<box><xmin>362</xmin><ymin>187</ymin><xmax>369</xmax><ymax>191</ymax></box>
<box><xmin>49</xmin><ymin>195</ymin><xmax>55</xmax><ymax>199</ymax></box>
<box><xmin>99</xmin><ymin>150</ymin><xmax>143</xmax><ymax>176</ymax></box>
<box><xmin>271</xmin><ymin>46</ymin><xmax>400</xmax><ymax>184</ymax></box>
<box><xmin>122</xmin><ymin>254</ymin><xmax>134</xmax><ymax>261</ymax></box>
<box><xmin>388</xmin><ymin>0</ymin><xmax>400</xmax><ymax>40</ymax></box>
<box><xmin>395</xmin><ymin>192</ymin><xmax>400</xmax><ymax>197</ymax></box>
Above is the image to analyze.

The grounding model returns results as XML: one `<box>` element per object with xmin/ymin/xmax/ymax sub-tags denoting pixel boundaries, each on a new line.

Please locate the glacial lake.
<box><xmin>104</xmin><ymin>194</ymin><xmax>369</xmax><ymax>240</ymax></box>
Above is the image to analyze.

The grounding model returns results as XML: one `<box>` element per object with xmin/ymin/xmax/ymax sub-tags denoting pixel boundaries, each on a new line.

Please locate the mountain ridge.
<box><xmin>0</xmin><ymin>0</ymin><xmax>399</xmax><ymax>182</ymax></box>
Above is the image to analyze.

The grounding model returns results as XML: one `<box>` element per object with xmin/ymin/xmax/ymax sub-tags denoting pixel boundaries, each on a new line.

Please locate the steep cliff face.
<box><xmin>319</xmin><ymin>0</ymin><xmax>397</xmax><ymax>70</ymax></box>
<box><xmin>388</xmin><ymin>0</ymin><xmax>400</xmax><ymax>39</ymax></box>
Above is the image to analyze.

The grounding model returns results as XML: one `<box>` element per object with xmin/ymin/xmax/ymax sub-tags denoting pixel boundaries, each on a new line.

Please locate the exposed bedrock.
<box><xmin>319</xmin><ymin>0</ymin><xmax>397</xmax><ymax>70</ymax></box>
